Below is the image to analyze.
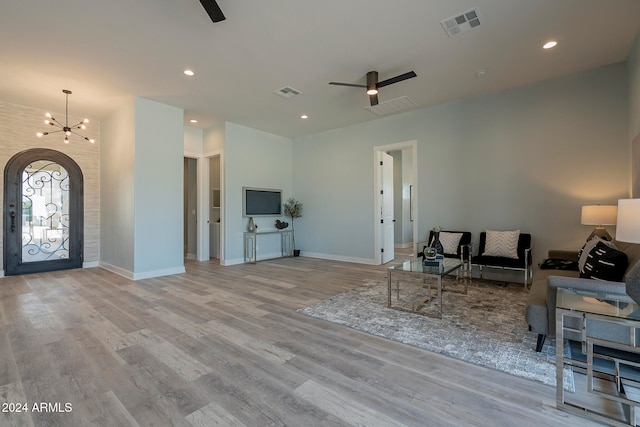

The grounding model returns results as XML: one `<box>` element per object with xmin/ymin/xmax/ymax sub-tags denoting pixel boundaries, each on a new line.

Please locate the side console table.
<box><xmin>556</xmin><ymin>287</ymin><xmax>640</xmax><ymax>426</ymax></box>
<box><xmin>244</xmin><ymin>230</ymin><xmax>293</xmax><ymax>264</ymax></box>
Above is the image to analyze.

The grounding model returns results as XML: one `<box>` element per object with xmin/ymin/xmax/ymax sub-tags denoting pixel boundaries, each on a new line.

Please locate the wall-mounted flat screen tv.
<box><xmin>243</xmin><ymin>187</ymin><xmax>282</xmax><ymax>217</ymax></box>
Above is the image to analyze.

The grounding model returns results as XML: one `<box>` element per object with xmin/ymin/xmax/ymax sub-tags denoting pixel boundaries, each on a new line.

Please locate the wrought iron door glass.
<box><xmin>21</xmin><ymin>160</ymin><xmax>70</xmax><ymax>262</ymax></box>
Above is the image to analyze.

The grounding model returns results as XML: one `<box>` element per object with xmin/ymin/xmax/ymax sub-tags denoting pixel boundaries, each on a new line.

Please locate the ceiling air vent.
<box><xmin>274</xmin><ymin>86</ymin><xmax>301</xmax><ymax>99</ymax></box>
<box><xmin>440</xmin><ymin>8</ymin><xmax>481</xmax><ymax>37</ymax></box>
<box><xmin>366</xmin><ymin>96</ymin><xmax>417</xmax><ymax>116</ymax></box>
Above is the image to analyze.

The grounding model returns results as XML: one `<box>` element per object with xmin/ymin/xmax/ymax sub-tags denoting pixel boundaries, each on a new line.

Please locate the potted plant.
<box><xmin>283</xmin><ymin>198</ymin><xmax>303</xmax><ymax>256</ymax></box>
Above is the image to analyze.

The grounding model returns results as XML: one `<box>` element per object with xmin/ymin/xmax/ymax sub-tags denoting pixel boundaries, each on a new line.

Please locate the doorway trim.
<box><xmin>3</xmin><ymin>148</ymin><xmax>84</xmax><ymax>276</ymax></box>
<box><xmin>184</xmin><ymin>148</ymin><xmax>225</xmax><ymax>263</ymax></box>
<box><xmin>373</xmin><ymin>140</ymin><xmax>418</xmax><ymax>265</ymax></box>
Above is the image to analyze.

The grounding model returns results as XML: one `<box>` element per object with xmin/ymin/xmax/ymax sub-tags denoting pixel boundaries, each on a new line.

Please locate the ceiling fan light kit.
<box><xmin>329</xmin><ymin>70</ymin><xmax>417</xmax><ymax>106</ymax></box>
<box><xmin>366</xmin><ymin>71</ymin><xmax>379</xmax><ymax>95</ymax></box>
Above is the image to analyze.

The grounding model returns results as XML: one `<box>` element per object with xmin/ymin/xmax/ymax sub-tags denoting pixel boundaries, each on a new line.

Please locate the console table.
<box><xmin>243</xmin><ymin>230</ymin><xmax>293</xmax><ymax>264</ymax></box>
<box><xmin>556</xmin><ymin>287</ymin><xmax>640</xmax><ymax>426</ymax></box>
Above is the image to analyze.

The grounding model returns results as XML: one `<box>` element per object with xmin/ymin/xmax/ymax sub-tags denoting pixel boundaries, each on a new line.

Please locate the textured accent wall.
<box><xmin>0</xmin><ymin>102</ymin><xmax>100</xmax><ymax>271</ymax></box>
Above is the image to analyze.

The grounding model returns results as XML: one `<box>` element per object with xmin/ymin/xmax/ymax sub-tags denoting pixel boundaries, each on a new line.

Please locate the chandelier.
<box><xmin>37</xmin><ymin>89</ymin><xmax>95</xmax><ymax>144</ymax></box>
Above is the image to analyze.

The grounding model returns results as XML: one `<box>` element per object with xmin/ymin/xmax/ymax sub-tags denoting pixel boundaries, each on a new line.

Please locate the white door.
<box><xmin>380</xmin><ymin>151</ymin><xmax>394</xmax><ymax>263</ymax></box>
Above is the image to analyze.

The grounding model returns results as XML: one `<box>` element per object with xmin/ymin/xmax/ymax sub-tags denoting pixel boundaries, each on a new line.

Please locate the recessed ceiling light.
<box><xmin>183</xmin><ymin>69</ymin><xmax>195</xmax><ymax>76</ymax></box>
<box><xmin>475</xmin><ymin>69</ymin><xmax>487</xmax><ymax>78</ymax></box>
<box><xmin>543</xmin><ymin>40</ymin><xmax>558</xmax><ymax>49</ymax></box>
<box><xmin>300</xmin><ymin>115</ymin><xmax>308</xmax><ymax>119</ymax></box>
<box><xmin>189</xmin><ymin>119</ymin><xmax>198</xmax><ymax>123</ymax></box>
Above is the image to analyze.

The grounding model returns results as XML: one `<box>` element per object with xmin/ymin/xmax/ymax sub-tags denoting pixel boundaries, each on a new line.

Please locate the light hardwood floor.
<box><xmin>0</xmin><ymin>256</ymin><xmax>604</xmax><ymax>426</ymax></box>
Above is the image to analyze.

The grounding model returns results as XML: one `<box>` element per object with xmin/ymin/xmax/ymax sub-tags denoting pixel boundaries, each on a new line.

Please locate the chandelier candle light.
<box><xmin>37</xmin><ymin>89</ymin><xmax>95</xmax><ymax>144</ymax></box>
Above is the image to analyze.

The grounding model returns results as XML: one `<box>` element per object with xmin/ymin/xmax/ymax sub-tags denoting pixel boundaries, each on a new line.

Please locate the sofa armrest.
<box><xmin>546</xmin><ymin>275</ymin><xmax>627</xmax><ymax>336</ymax></box>
<box><xmin>547</xmin><ymin>250</ymin><xmax>579</xmax><ymax>262</ymax></box>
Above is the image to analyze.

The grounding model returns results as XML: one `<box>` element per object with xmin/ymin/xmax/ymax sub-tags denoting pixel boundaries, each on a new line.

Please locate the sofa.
<box><xmin>525</xmin><ymin>239</ymin><xmax>640</xmax><ymax>352</ymax></box>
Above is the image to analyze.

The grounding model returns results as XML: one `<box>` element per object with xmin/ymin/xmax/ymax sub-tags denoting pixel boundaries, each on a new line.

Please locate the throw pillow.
<box><xmin>482</xmin><ymin>230</ymin><xmax>520</xmax><ymax>259</ymax></box>
<box><xmin>578</xmin><ymin>236</ymin><xmax>616</xmax><ymax>273</ymax></box>
<box><xmin>580</xmin><ymin>241</ymin><xmax>628</xmax><ymax>282</ymax></box>
<box><xmin>439</xmin><ymin>232</ymin><xmax>463</xmax><ymax>255</ymax></box>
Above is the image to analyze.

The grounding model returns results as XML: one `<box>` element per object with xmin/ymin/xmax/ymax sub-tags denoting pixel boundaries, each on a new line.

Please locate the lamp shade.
<box><xmin>581</xmin><ymin>205</ymin><xmax>618</xmax><ymax>226</ymax></box>
<box><xmin>616</xmin><ymin>199</ymin><xmax>640</xmax><ymax>243</ymax></box>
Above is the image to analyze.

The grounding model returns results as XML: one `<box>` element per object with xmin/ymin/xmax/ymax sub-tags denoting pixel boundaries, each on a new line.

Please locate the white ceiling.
<box><xmin>1</xmin><ymin>0</ymin><xmax>639</xmax><ymax>139</ymax></box>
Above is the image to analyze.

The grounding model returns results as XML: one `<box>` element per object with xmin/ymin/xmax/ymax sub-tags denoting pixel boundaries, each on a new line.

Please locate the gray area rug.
<box><xmin>299</xmin><ymin>278</ymin><xmax>572</xmax><ymax>389</ymax></box>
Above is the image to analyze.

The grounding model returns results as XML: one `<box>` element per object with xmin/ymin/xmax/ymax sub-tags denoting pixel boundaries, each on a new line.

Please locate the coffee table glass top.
<box><xmin>388</xmin><ymin>258</ymin><xmax>463</xmax><ymax>276</ymax></box>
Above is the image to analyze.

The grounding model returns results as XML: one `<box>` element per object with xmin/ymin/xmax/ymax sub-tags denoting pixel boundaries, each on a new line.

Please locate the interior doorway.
<box><xmin>184</xmin><ymin>157</ymin><xmax>197</xmax><ymax>259</ymax></box>
<box><xmin>209</xmin><ymin>155</ymin><xmax>221</xmax><ymax>260</ymax></box>
<box><xmin>379</xmin><ymin>151</ymin><xmax>395</xmax><ymax>264</ymax></box>
<box><xmin>184</xmin><ymin>149</ymin><xmax>223</xmax><ymax>264</ymax></box>
<box><xmin>374</xmin><ymin>141</ymin><xmax>418</xmax><ymax>265</ymax></box>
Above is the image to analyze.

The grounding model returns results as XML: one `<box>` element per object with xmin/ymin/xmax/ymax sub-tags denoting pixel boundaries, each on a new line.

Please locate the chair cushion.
<box><xmin>471</xmin><ymin>254</ymin><xmax>527</xmax><ymax>269</ymax></box>
<box><xmin>482</xmin><ymin>230</ymin><xmax>520</xmax><ymax>259</ymax></box>
<box><xmin>439</xmin><ymin>232</ymin><xmax>463</xmax><ymax>255</ymax></box>
<box><xmin>580</xmin><ymin>241</ymin><xmax>629</xmax><ymax>282</ymax></box>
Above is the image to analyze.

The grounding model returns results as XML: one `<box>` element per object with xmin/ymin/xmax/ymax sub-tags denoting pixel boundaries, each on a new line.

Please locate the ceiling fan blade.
<box><xmin>377</xmin><ymin>71</ymin><xmax>417</xmax><ymax>88</ymax></box>
<box><xmin>369</xmin><ymin>93</ymin><xmax>379</xmax><ymax>106</ymax></box>
<box><xmin>199</xmin><ymin>0</ymin><xmax>226</xmax><ymax>22</ymax></box>
<box><xmin>329</xmin><ymin>82</ymin><xmax>367</xmax><ymax>88</ymax></box>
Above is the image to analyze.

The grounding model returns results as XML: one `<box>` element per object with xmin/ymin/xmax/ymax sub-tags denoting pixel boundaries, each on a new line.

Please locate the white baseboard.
<box><xmin>99</xmin><ymin>262</ymin><xmax>135</xmax><ymax>279</ymax></box>
<box><xmin>132</xmin><ymin>266</ymin><xmax>186</xmax><ymax>280</ymax></box>
<box><xmin>301</xmin><ymin>251</ymin><xmax>377</xmax><ymax>265</ymax></box>
<box><xmin>99</xmin><ymin>262</ymin><xmax>185</xmax><ymax>280</ymax></box>
<box><xmin>222</xmin><ymin>251</ymin><xmax>291</xmax><ymax>266</ymax></box>
<box><xmin>394</xmin><ymin>242</ymin><xmax>413</xmax><ymax>249</ymax></box>
<box><xmin>185</xmin><ymin>252</ymin><xmax>197</xmax><ymax>260</ymax></box>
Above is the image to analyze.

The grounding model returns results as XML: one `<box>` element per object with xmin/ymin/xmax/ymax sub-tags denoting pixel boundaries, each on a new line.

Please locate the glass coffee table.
<box><xmin>387</xmin><ymin>258</ymin><xmax>468</xmax><ymax>318</ymax></box>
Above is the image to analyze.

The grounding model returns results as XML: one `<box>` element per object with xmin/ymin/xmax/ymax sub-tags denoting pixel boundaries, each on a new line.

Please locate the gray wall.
<box><xmin>133</xmin><ymin>98</ymin><xmax>184</xmax><ymax>275</ymax></box>
<box><xmin>630</xmin><ymin>35</ymin><xmax>640</xmax><ymax>143</ymax></box>
<box><xmin>101</xmin><ymin>99</ymin><xmax>135</xmax><ymax>272</ymax></box>
<box><xmin>293</xmin><ymin>63</ymin><xmax>629</xmax><ymax>266</ymax></box>
<box><xmin>223</xmin><ymin>123</ymin><xmax>293</xmax><ymax>264</ymax></box>
<box><xmin>629</xmin><ymin>34</ymin><xmax>640</xmax><ymax>198</ymax></box>
<box><xmin>101</xmin><ymin>97</ymin><xmax>185</xmax><ymax>279</ymax></box>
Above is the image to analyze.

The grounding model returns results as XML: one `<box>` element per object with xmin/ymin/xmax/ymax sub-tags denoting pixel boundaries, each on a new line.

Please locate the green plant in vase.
<box><xmin>283</xmin><ymin>198</ymin><xmax>303</xmax><ymax>256</ymax></box>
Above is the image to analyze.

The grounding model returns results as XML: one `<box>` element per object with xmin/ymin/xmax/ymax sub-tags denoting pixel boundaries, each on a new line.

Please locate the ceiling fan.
<box><xmin>329</xmin><ymin>70</ymin><xmax>417</xmax><ymax>106</ymax></box>
<box><xmin>198</xmin><ymin>0</ymin><xmax>226</xmax><ymax>23</ymax></box>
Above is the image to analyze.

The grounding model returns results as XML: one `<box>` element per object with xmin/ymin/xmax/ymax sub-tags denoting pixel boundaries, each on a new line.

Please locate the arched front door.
<box><xmin>3</xmin><ymin>149</ymin><xmax>84</xmax><ymax>276</ymax></box>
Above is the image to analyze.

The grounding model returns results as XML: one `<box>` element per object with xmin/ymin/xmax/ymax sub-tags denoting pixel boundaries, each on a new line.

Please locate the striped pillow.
<box><xmin>483</xmin><ymin>230</ymin><xmax>520</xmax><ymax>259</ymax></box>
